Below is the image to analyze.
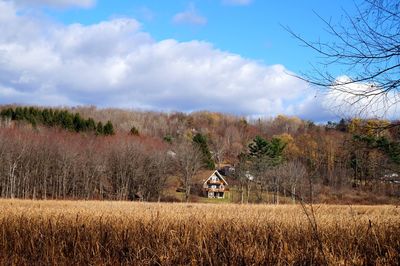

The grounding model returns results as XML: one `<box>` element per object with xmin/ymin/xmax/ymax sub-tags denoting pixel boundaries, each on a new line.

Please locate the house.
<box><xmin>203</xmin><ymin>170</ymin><xmax>228</xmax><ymax>199</ymax></box>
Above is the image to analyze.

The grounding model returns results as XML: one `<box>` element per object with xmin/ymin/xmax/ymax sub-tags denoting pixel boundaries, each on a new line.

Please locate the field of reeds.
<box><xmin>0</xmin><ymin>200</ymin><xmax>399</xmax><ymax>265</ymax></box>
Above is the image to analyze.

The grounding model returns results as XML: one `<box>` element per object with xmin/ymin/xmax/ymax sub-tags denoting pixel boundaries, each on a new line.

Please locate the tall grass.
<box><xmin>0</xmin><ymin>200</ymin><xmax>399</xmax><ymax>265</ymax></box>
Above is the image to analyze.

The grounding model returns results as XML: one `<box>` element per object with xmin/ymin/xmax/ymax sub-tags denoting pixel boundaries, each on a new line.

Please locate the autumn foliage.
<box><xmin>0</xmin><ymin>105</ymin><xmax>399</xmax><ymax>203</ymax></box>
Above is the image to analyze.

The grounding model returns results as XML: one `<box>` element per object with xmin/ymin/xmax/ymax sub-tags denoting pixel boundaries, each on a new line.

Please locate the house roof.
<box><xmin>192</xmin><ymin>170</ymin><xmax>216</xmax><ymax>184</ymax></box>
<box><xmin>203</xmin><ymin>170</ymin><xmax>228</xmax><ymax>185</ymax></box>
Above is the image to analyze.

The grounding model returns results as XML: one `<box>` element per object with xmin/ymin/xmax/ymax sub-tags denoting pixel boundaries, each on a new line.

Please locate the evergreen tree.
<box><xmin>354</xmin><ymin>135</ymin><xmax>400</xmax><ymax>165</ymax></box>
<box><xmin>96</xmin><ymin>122</ymin><xmax>104</xmax><ymax>135</ymax></box>
<box><xmin>48</xmin><ymin>109</ymin><xmax>55</xmax><ymax>126</ymax></box>
<box><xmin>336</xmin><ymin>118</ymin><xmax>348</xmax><ymax>132</ymax></box>
<box><xmin>103</xmin><ymin>121</ymin><xmax>115</xmax><ymax>136</ymax></box>
<box><xmin>268</xmin><ymin>138</ymin><xmax>286</xmax><ymax>163</ymax></box>
<box><xmin>60</xmin><ymin>111</ymin><xmax>74</xmax><ymax>131</ymax></box>
<box><xmin>130</xmin><ymin>126</ymin><xmax>139</xmax><ymax>136</ymax></box>
<box><xmin>0</xmin><ymin>106</ymin><xmax>100</xmax><ymax>134</ymax></box>
<box><xmin>163</xmin><ymin>135</ymin><xmax>173</xmax><ymax>143</ymax></box>
<box><xmin>249</xmin><ymin>136</ymin><xmax>269</xmax><ymax>158</ymax></box>
<box><xmin>42</xmin><ymin>109</ymin><xmax>52</xmax><ymax>126</ymax></box>
<box><xmin>86</xmin><ymin>118</ymin><xmax>96</xmax><ymax>131</ymax></box>
<box><xmin>248</xmin><ymin>136</ymin><xmax>286</xmax><ymax>165</ymax></box>
<box><xmin>0</xmin><ymin>108</ymin><xmax>13</xmax><ymax>118</ymax></box>
<box><xmin>14</xmin><ymin>107</ymin><xmax>23</xmax><ymax>120</ymax></box>
<box><xmin>73</xmin><ymin>113</ymin><xmax>86</xmax><ymax>132</ymax></box>
<box><xmin>193</xmin><ymin>133</ymin><xmax>215</xmax><ymax>169</ymax></box>
<box><xmin>22</xmin><ymin>107</ymin><xmax>28</xmax><ymax>120</ymax></box>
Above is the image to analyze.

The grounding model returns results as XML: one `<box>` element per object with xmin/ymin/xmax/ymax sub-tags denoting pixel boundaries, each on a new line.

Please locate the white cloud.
<box><xmin>0</xmin><ymin>1</ymin><xmax>330</xmax><ymax>120</ymax></box>
<box><xmin>321</xmin><ymin>76</ymin><xmax>400</xmax><ymax>119</ymax></box>
<box><xmin>222</xmin><ymin>0</ymin><xmax>253</xmax><ymax>6</ymax></box>
<box><xmin>172</xmin><ymin>4</ymin><xmax>207</xmax><ymax>25</ymax></box>
<box><xmin>12</xmin><ymin>0</ymin><xmax>95</xmax><ymax>8</ymax></box>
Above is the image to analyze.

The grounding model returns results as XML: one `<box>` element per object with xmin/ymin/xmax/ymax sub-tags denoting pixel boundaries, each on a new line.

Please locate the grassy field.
<box><xmin>0</xmin><ymin>200</ymin><xmax>399</xmax><ymax>265</ymax></box>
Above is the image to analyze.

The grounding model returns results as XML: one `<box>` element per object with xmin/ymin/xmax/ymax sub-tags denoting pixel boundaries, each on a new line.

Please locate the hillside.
<box><xmin>0</xmin><ymin>104</ymin><xmax>399</xmax><ymax>204</ymax></box>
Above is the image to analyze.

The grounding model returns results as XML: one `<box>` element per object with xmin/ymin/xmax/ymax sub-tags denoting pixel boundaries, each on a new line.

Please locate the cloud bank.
<box><xmin>0</xmin><ymin>0</ymin><xmax>334</xmax><ymax>121</ymax></box>
<box><xmin>322</xmin><ymin>76</ymin><xmax>400</xmax><ymax>119</ymax></box>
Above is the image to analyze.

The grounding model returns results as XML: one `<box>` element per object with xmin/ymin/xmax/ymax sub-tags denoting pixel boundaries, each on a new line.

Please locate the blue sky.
<box><xmin>0</xmin><ymin>0</ymin><xmax>366</xmax><ymax>121</ymax></box>
<box><xmin>47</xmin><ymin>0</ymin><xmax>354</xmax><ymax>73</ymax></box>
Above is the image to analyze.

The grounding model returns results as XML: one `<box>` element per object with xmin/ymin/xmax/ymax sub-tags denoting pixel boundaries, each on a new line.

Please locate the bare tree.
<box><xmin>172</xmin><ymin>141</ymin><xmax>203</xmax><ymax>202</ymax></box>
<box><xmin>260</xmin><ymin>166</ymin><xmax>281</xmax><ymax>205</ymax></box>
<box><xmin>277</xmin><ymin>161</ymin><xmax>307</xmax><ymax>204</ymax></box>
<box><xmin>286</xmin><ymin>0</ymin><xmax>400</xmax><ymax>117</ymax></box>
<box><xmin>210</xmin><ymin>134</ymin><xmax>228</xmax><ymax>169</ymax></box>
<box><xmin>234</xmin><ymin>154</ymin><xmax>252</xmax><ymax>204</ymax></box>
<box><xmin>140</xmin><ymin>151</ymin><xmax>172</xmax><ymax>201</ymax></box>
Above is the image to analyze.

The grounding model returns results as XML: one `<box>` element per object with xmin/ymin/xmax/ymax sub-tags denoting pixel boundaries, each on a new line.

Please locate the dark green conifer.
<box><xmin>193</xmin><ymin>133</ymin><xmax>215</xmax><ymax>169</ymax></box>
<box><xmin>96</xmin><ymin>122</ymin><xmax>104</xmax><ymax>135</ymax></box>
<box><xmin>103</xmin><ymin>121</ymin><xmax>115</xmax><ymax>136</ymax></box>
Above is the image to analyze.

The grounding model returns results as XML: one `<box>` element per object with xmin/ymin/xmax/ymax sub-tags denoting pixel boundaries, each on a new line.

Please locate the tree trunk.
<box><xmin>275</xmin><ymin>184</ymin><xmax>279</xmax><ymax>205</ymax></box>
<box><xmin>9</xmin><ymin>162</ymin><xmax>18</xmax><ymax>199</ymax></box>
<box><xmin>292</xmin><ymin>186</ymin><xmax>296</xmax><ymax>204</ymax></box>
<box><xmin>246</xmin><ymin>183</ymin><xmax>250</xmax><ymax>204</ymax></box>
<box><xmin>240</xmin><ymin>183</ymin><xmax>244</xmax><ymax>204</ymax></box>
<box><xmin>185</xmin><ymin>185</ymin><xmax>191</xmax><ymax>202</ymax></box>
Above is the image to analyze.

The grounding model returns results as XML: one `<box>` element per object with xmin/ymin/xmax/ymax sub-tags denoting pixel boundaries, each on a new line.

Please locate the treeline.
<box><xmin>327</xmin><ymin>118</ymin><xmax>400</xmax><ymax>164</ymax></box>
<box><xmin>0</xmin><ymin>128</ymin><xmax>171</xmax><ymax>200</ymax></box>
<box><xmin>0</xmin><ymin>106</ymin><xmax>115</xmax><ymax>135</ymax></box>
<box><xmin>0</xmin><ymin>105</ymin><xmax>399</xmax><ymax>203</ymax></box>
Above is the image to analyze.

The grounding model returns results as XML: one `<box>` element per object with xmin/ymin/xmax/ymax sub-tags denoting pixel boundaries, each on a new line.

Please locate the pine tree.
<box><xmin>130</xmin><ymin>126</ymin><xmax>139</xmax><ymax>136</ymax></box>
<box><xmin>103</xmin><ymin>121</ymin><xmax>115</xmax><ymax>136</ymax></box>
<box><xmin>193</xmin><ymin>133</ymin><xmax>215</xmax><ymax>169</ymax></box>
<box><xmin>0</xmin><ymin>108</ymin><xmax>13</xmax><ymax>118</ymax></box>
<box><xmin>86</xmin><ymin>118</ymin><xmax>96</xmax><ymax>131</ymax></box>
<box><xmin>249</xmin><ymin>136</ymin><xmax>269</xmax><ymax>158</ymax></box>
<box><xmin>73</xmin><ymin>113</ymin><xmax>86</xmax><ymax>132</ymax></box>
<box><xmin>163</xmin><ymin>135</ymin><xmax>173</xmax><ymax>143</ymax></box>
<box><xmin>0</xmin><ymin>106</ymin><xmax>101</xmax><ymax>134</ymax></box>
<box><xmin>248</xmin><ymin>136</ymin><xmax>286</xmax><ymax>166</ymax></box>
<box><xmin>14</xmin><ymin>107</ymin><xmax>23</xmax><ymax>120</ymax></box>
<box><xmin>96</xmin><ymin>122</ymin><xmax>104</xmax><ymax>135</ymax></box>
<box><xmin>42</xmin><ymin>109</ymin><xmax>51</xmax><ymax>126</ymax></box>
<box><xmin>60</xmin><ymin>111</ymin><xmax>74</xmax><ymax>131</ymax></box>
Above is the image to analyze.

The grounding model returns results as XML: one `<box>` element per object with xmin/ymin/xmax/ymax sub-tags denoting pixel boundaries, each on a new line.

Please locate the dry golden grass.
<box><xmin>0</xmin><ymin>200</ymin><xmax>399</xmax><ymax>265</ymax></box>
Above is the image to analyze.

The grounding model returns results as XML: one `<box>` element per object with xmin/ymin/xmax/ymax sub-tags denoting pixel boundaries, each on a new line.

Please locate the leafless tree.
<box><xmin>139</xmin><ymin>151</ymin><xmax>172</xmax><ymax>201</ymax></box>
<box><xmin>260</xmin><ymin>166</ymin><xmax>281</xmax><ymax>205</ymax></box>
<box><xmin>233</xmin><ymin>154</ymin><xmax>252</xmax><ymax>204</ymax></box>
<box><xmin>286</xmin><ymin>0</ymin><xmax>400</xmax><ymax>118</ymax></box>
<box><xmin>210</xmin><ymin>134</ymin><xmax>228</xmax><ymax>169</ymax></box>
<box><xmin>277</xmin><ymin>160</ymin><xmax>307</xmax><ymax>204</ymax></box>
<box><xmin>172</xmin><ymin>141</ymin><xmax>203</xmax><ymax>202</ymax></box>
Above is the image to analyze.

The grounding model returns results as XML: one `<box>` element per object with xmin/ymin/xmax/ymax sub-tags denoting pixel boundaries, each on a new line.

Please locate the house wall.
<box><xmin>207</xmin><ymin>191</ymin><xmax>224</xmax><ymax>199</ymax></box>
<box><xmin>203</xmin><ymin>171</ymin><xmax>228</xmax><ymax>199</ymax></box>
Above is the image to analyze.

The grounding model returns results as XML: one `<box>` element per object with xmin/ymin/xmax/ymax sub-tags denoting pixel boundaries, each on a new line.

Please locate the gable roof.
<box><xmin>203</xmin><ymin>170</ymin><xmax>228</xmax><ymax>185</ymax></box>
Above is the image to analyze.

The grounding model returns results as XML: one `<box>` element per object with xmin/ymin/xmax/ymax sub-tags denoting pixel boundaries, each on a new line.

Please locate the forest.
<box><xmin>0</xmin><ymin>105</ymin><xmax>399</xmax><ymax>204</ymax></box>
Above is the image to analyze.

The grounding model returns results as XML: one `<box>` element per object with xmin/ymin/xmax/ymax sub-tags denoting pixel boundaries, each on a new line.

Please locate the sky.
<box><xmin>0</xmin><ymin>0</ymin><xmax>370</xmax><ymax>122</ymax></box>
